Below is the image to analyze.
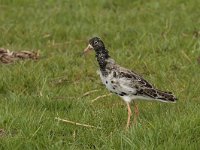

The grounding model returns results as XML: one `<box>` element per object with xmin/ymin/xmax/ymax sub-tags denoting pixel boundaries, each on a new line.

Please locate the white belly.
<box><xmin>98</xmin><ymin>71</ymin><xmax>115</xmax><ymax>92</ymax></box>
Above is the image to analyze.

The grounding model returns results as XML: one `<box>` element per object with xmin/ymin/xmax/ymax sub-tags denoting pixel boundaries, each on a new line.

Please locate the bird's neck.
<box><xmin>95</xmin><ymin>48</ymin><xmax>110</xmax><ymax>72</ymax></box>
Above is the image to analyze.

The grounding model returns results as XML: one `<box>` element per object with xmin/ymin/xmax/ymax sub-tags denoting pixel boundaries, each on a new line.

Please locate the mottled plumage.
<box><xmin>84</xmin><ymin>37</ymin><xmax>177</xmax><ymax>128</ymax></box>
<box><xmin>98</xmin><ymin>58</ymin><xmax>177</xmax><ymax>103</ymax></box>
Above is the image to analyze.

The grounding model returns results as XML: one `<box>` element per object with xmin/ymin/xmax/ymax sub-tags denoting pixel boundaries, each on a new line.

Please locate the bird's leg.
<box><xmin>133</xmin><ymin>102</ymin><xmax>139</xmax><ymax>124</ymax></box>
<box><xmin>126</xmin><ymin>102</ymin><xmax>132</xmax><ymax>129</ymax></box>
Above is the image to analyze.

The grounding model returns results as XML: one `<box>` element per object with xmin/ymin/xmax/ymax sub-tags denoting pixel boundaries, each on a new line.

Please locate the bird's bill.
<box><xmin>84</xmin><ymin>44</ymin><xmax>94</xmax><ymax>53</ymax></box>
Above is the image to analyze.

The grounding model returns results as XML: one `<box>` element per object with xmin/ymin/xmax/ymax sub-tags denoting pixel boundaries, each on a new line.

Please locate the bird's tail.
<box><xmin>156</xmin><ymin>90</ymin><xmax>177</xmax><ymax>103</ymax></box>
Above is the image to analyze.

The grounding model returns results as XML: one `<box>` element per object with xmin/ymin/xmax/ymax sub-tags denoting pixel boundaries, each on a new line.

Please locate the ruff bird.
<box><xmin>84</xmin><ymin>37</ymin><xmax>177</xmax><ymax>129</ymax></box>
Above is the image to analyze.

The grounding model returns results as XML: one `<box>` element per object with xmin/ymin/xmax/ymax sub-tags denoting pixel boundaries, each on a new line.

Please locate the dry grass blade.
<box><xmin>181</xmin><ymin>50</ymin><xmax>192</xmax><ymax>63</ymax></box>
<box><xmin>0</xmin><ymin>129</ymin><xmax>6</xmax><ymax>138</ymax></box>
<box><xmin>48</xmin><ymin>39</ymin><xmax>84</xmax><ymax>47</ymax></box>
<box><xmin>82</xmin><ymin>89</ymin><xmax>100</xmax><ymax>97</ymax></box>
<box><xmin>55</xmin><ymin>117</ymin><xmax>101</xmax><ymax>129</ymax></box>
<box><xmin>91</xmin><ymin>93</ymin><xmax>112</xmax><ymax>103</ymax></box>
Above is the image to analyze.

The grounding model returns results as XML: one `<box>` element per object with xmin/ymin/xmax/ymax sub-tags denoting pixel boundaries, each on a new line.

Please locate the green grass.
<box><xmin>0</xmin><ymin>0</ymin><xmax>200</xmax><ymax>149</ymax></box>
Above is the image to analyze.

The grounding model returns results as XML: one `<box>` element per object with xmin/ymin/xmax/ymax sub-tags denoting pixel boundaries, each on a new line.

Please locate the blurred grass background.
<box><xmin>0</xmin><ymin>0</ymin><xmax>200</xmax><ymax>149</ymax></box>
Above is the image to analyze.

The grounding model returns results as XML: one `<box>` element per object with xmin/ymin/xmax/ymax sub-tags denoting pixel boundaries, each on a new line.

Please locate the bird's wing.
<box><xmin>110</xmin><ymin>65</ymin><xmax>157</xmax><ymax>97</ymax></box>
<box><xmin>113</xmin><ymin>66</ymin><xmax>176</xmax><ymax>101</ymax></box>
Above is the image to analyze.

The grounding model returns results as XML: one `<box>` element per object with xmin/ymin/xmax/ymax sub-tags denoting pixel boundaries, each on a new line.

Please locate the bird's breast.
<box><xmin>98</xmin><ymin>70</ymin><xmax>122</xmax><ymax>95</ymax></box>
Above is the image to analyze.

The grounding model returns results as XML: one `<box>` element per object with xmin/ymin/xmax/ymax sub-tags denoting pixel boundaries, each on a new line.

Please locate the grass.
<box><xmin>0</xmin><ymin>0</ymin><xmax>200</xmax><ymax>149</ymax></box>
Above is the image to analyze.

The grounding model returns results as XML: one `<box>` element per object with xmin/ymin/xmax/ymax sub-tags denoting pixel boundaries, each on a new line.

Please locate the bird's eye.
<box><xmin>94</xmin><ymin>41</ymin><xmax>98</xmax><ymax>45</ymax></box>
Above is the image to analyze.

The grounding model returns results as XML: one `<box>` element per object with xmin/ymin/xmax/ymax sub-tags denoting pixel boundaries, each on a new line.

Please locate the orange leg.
<box><xmin>126</xmin><ymin>102</ymin><xmax>132</xmax><ymax>129</ymax></box>
<box><xmin>133</xmin><ymin>102</ymin><xmax>139</xmax><ymax>124</ymax></box>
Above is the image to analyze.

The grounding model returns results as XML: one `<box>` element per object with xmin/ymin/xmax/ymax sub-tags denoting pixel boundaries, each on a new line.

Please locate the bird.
<box><xmin>83</xmin><ymin>37</ymin><xmax>177</xmax><ymax>129</ymax></box>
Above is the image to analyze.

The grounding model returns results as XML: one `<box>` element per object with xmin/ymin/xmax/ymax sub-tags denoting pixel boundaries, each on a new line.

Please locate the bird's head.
<box><xmin>84</xmin><ymin>37</ymin><xmax>105</xmax><ymax>53</ymax></box>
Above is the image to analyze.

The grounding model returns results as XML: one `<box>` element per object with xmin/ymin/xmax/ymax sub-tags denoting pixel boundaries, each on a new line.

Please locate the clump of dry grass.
<box><xmin>0</xmin><ymin>48</ymin><xmax>39</xmax><ymax>64</ymax></box>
